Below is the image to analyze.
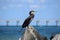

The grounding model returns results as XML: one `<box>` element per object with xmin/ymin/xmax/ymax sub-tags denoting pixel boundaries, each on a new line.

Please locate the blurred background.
<box><xmin>0</xmin><ymin>0</ymin><xmax>60</xmax><ymax>25</ymax></box>
<box><xmin>0</xmin><ymin>0</ymin><xmax>60</xmax><ymax>40</ymax></box>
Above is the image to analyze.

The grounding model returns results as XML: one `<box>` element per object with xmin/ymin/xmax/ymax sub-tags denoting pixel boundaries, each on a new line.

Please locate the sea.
<box><xmin>0</xmin><ymin>25</ymin><xmax>60</xmax><ymax>40</ymax></box>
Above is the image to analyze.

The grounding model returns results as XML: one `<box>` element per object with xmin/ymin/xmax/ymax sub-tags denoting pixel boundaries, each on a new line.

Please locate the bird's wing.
<box><xmin>22</xmin><ymin>16</ymin><xmax>31</xmax><ymax>28</ymax></box>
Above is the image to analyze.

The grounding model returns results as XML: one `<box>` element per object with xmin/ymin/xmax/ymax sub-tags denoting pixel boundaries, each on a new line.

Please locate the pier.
<box><xmin>0</xmin><ymin>19</ymin><xmax>60</xmax><ymax>26</ymax></box>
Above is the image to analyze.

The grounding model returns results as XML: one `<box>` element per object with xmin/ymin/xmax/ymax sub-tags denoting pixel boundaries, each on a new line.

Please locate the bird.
<box><xmin>22</xmin><ymin>10</ymin><xmax>35</xmax><ymax>28</ymax></box>
<box><xmin>19</xmin><ymin>10</ymin><xmax>35</xmax><ymax>33</ymax></box>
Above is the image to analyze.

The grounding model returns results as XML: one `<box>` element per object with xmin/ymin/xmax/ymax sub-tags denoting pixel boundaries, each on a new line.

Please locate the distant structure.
<box><xmin>0</xmin><ymin>20</ymin><xmax>60</xmax><ymax>26</ymax></box>
<box><xmin>16</xmin><ymin>20</ymin><xmax>20</xmax><ymax>26</ymax></box>
<box><xmin>6</xmin><ymin>20</ymin><xmax>9</xmax><ymax>26</ymax></box>
<box><xmin>46</xmin><ymin>20</ymin><xmax>49</xmax><ymax>26</ymax></box>
<box><xmin>36</xmin><ymin>20</ymin><xmax>39</xmax><ymax>26</ymax></box>
<box><xmin>56</xmin><ymin>20</ymin><xmax>59</xmax><ymax>26</ymax></box>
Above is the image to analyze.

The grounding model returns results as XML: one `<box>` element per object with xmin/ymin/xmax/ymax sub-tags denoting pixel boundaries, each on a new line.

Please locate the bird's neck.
<box><xmin>30</xmin><ymin>14</ymin><xmax>34</xmax><ymax>18</ymax></box>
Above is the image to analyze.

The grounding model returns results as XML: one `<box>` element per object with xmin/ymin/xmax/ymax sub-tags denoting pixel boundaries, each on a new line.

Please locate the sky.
<box><xmin>0</xmin><ymin>0</ymin><xmax>60</xmax><ymax>25</ymax></box>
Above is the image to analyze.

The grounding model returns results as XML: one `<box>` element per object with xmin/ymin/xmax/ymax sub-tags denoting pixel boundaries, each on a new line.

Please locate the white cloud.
<box><xmin>2</xmin><ymin>4</ymin><xmax>23</xmax><ymax>10</ymax></box>
<box><xmin>8</xmin><ymin>4</ymin><xmax>22</xmax><ymax>8</ymax></box>
<box><xmin>29</xmin><ymin>5</ymin><xmax>40</xmax><ymax>10</ymax></box>
<box><xmin>30</xmin><ymin>5</ymin><xmax>40</xmax><ymax>9</ymax></box>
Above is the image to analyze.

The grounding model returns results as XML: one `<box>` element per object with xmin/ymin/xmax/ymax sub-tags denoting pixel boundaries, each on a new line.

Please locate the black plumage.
<box><xmin>22</xmin><ymin>14</ymin><xmax>34</xmax><ymax>28</ymax></box>
<box><xmin>19</xmin><ymin>10</ymin><xmax>35</xmax><ymax>32</ymax></box>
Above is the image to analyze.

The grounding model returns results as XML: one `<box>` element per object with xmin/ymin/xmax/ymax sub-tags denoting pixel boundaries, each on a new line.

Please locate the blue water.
<box><xmin>0</xmin><ymin>26</ymin><xmax>60</xmax><ymax>40</ymax></box>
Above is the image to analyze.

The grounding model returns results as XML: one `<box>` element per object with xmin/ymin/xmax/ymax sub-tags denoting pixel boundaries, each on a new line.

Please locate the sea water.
<box><xmin>0</xmin><ymin>26</ymin><xmax>60</xmax><ymax>40</ymax></box>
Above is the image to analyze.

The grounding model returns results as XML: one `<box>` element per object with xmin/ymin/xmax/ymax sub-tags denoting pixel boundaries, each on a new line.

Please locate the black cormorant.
<box><xmin>19</xmin><ymin>10</ymin><xmax>35</xmax><ymax>33</ymax></box>
<box><xmin>22</xmin><ymin>10</ymin><xmax>35</xmax><ymax>28</ymax></box>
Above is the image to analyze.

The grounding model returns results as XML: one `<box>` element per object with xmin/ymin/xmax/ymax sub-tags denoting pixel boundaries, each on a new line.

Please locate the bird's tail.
<box><xmin>19</xmin><ymin>28</ymin><xmax>25</xmax><ymax>35</ymax></box>
<box><xmin>19</xmin><ymin>28</ymin><xmax>23</xmax><ymax>32</ymax></box>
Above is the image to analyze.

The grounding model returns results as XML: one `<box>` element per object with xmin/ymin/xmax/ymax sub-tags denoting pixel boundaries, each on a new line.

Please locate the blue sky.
<box><xmin>0</xmin><ymin>0</ymin><xmax>60</xmax><ymax>25</ymax></box>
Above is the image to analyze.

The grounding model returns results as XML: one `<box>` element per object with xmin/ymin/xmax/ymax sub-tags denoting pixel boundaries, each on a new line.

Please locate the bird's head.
<box><xmin>29</xmin><ymin>10</ymin><xmax>35</xmax><ymax>15</ymax></box>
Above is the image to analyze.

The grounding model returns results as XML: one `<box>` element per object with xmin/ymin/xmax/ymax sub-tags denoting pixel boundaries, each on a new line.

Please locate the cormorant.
<box><xmin>19</xmin><ymin>10</ymin><xmax>35</xmax><ymax>33</ymax></box>
<box><xmin>22</xmin><ymin>10</ymin><xmax>35</xmax><ymax>28</ymax></box>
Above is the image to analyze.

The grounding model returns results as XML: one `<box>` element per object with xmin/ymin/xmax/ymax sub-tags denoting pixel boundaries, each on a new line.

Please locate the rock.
<box><xmin>19</xmin><ymin>26</ymin><xmax>47</xmax><ymax>40</ymax></box>
<box><xmin>52</xmin><ymin>34</ymin><xmax>60</xmax><ymax>40</ymax></box>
